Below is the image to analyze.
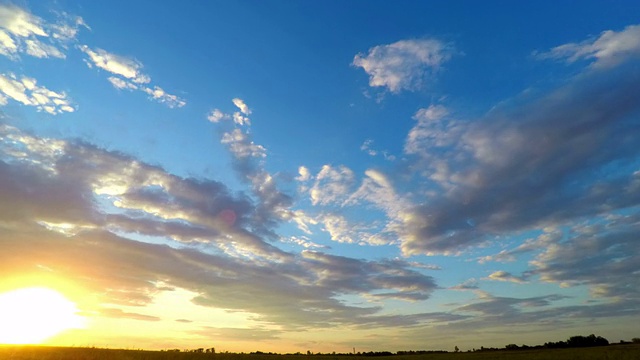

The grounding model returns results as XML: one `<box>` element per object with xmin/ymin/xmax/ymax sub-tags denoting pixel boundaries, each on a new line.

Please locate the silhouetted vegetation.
<box><xmin>2</xmin><ymin>335</ymin><xmax>639</xmax><ymax>360</ymax></box>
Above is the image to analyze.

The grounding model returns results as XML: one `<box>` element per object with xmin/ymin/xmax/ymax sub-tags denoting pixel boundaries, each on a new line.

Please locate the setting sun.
<box><xmin>0</xmin><ymin>288</ymin><xmax>85</xmax><ymax>344</ymax></box>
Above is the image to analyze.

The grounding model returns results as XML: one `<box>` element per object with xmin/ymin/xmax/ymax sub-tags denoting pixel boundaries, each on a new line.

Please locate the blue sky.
<box><xmin>1</xmin><ymin>0</ymin><xmax>639</xmax><ymax>352</ymax></box>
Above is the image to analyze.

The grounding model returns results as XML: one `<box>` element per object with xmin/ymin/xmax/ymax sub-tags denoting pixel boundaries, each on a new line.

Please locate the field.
<box><xmin>1</xmin><ymin>345</ymin><xmax>639</xmax><ymax>360</ymax></box>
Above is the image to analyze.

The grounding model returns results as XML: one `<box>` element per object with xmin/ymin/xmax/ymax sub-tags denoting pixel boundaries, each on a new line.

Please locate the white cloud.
<box><xmin>142</xmin><ymin>86</ymin><xmax>186</xmax><ymax>108</ymax></box>
<box><xmin>0</xmin><ymin>4</ymin><xmax>84</xmax><ymax>60</ymax></box>
<box><xmin>353</xmin><ymin>39</ymin><xmax>453</xmax><ymax>93</ymax></box>
<box><xmin>221</xmin><ymin>129</ymin><xmax>266</xmax><ymax>159</ymax></box>
<box><xmin>296</xmin><ymin>166</ymin><xmax>311</xmax><ymax>182</ymax></box>
<box><xmin>0</xmin><ymin>4</ymin><xmax>46</xmax><ymax>38</ymax></box>
<box><xmin>24</xmin><ymin>39</ymin><xmax>65</xmax><ymax>58</ymax></box>
<box><xmin>232</xmin><ymin>98</ymin><xmax>251</xmax><ymax>115</ymax></box>
<box><xmin>108</xmin><ymin>76</ymin><xmax>138</xmax><ymax>91</ymax></box>
<box><xmin>232</xmin><ymin>112</ymin><xmax>250</xmax><ymax>126</ymax></box>
<box><xmin>0</xmin><ymin>29</ymin><xmax>17</xmax><ymax>57</ymax></box>
<box><xmin>80</xmin><ymin>46</ymin><xmax>186</xmax><ymax>108</ymax></box>
<box><xmin>80</xmin><ymin>45</ymin><xmax>150</xmax><ymax>84</ymax></box>
<box><xmin>0</xmin><ymin>73</ymin><xmax>75</xmax><ymax>114</ymax></box>
<box><xmin>537</xmin><ymin>24</ymin><xmax>640</xmax><ymax>68</ymax></box>
<box><xmin>309</xmin><ymin>165</ymin><xmax>355</xmax><ymax>206</ymax></box>
<box><xmin>207</xmin><ymin>108</ymin><xmax>229</xmax><ymax>123</ymax></box>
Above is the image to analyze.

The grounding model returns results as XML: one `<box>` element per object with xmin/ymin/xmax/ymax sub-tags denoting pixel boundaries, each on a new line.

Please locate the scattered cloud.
<box><xmin>309</xmin><ymin>165</ymin><xmax>355</xmax><ymax>206</ymax></box>
<box><xmin>360</xmin><ymin>139</ymin><xmax>396</xmax><ymax>161</ymax></box>
<box><xmin>142</xmin><ymin>85</ymin><xmax>186</xmax><ymax>108</ymax></box>
<box><xmin>530</xmin><ymin>215</ymin><xmax>640</xmax><ymax>300</ymax></box>
<box><xmin>232</xmin><ymin>98</ymin><xmax>251</xmax><ymax>115</ymax></box>
<box><xmin>221</xmin><ymin>129</ymin><xmax>267</xmax><ymax>159</ymax></box>
<box><xmin>537</xmin><ymin>24</ymin><xmax>640</xmax><ymax>68</ymax></box>
<box><xmin>0</xmin><ymin>72</ymin><xmax>75</xmax><ymax>114</ymax></box>
<box><xmin>485</xmin><ymin>271</ymin><xmax>527</xmax><ymax>284</ymax></box>
<box><xmin>207</xmin><ymin>108</ymin><xmax>229</xmax><ymax>123</ymax></box>
<box><xmin>80</xmin><ymin>45</ymin><xmax>185</xmax><ymax>108</ymax></box>
<box><xmin>79</xmin><ymin>45</ymin><xmax>150</xmax><ymax>84</ymax></box>
<box><xmin>0</xmin><ymin>3</ymin><xmax>89</xmax><ymax>60</ymax></box>
<box><xmin>451</xmin><ymin>278</ymin><xmax>479</xmax><ymax>290</ymax></box>
<box><xmin>399</xmin><ymin>52</ymin><xmax>640</xmax><ymax>256</ymax></box>
<box><xmin>353</xmin><ymin>38</ymin><xmax>453</xmax><ymax>93</ymax></box>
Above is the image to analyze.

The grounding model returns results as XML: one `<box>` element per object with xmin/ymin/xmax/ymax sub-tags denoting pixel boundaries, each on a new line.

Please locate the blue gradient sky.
<box><xmin>1</xmin><ymin>0</ymin><xmax>639</xmax><ymax>352</ymax></box>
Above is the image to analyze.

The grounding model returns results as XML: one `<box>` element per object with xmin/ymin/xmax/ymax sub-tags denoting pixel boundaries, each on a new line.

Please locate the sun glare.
<box><xmin>0</xmin><ymin>287</ymin><xmax>86</xmax><ymax>344</ymax></box>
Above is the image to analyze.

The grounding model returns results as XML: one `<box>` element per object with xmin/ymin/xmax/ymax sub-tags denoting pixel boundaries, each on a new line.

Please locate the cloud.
<box><xmin>0</xmin><ymin>72</ymin><xmax>75</xmax><ymax>114</ymax></box>
<box><xmin>530</xmin><ymin>215</ymin><xmax>640</xmax><ymax>300</ymax></box>
<box><xmin>360</xmin><ymin>139</ymin><xmax>396</xmax><ymax>161</ymax></box>
<box><xmin>296</xmin><ymin>166</ymin><xmax>311</xmax><ymax>182</ymax></box>
<box><xmin>207</xmin><ymin>108</ymin><xmax>229</xmax><ymax>123</ymax></box>
<box><xmin>0</xmin><ymin>4</ymin><xmax>86</xmax><ymax>60</ymax></box>
<box><xmin>309</xmin><ymin>165</ymin><xmax>355</xmax><ymax>206</ymax></box>
<box><xmin>108</xmin><ymin>76</ymin><xmax>138</xmax><ymax>90</ymax></box>
<box><xmin>352</xmin><ymin>39</ymin><xmax>453</xmax><ymax>93</ymax></box>
<box><xmin>537</xmin><ymin>24</ymin><xmax>640</xmax><ymax>68</ymax></box>
<box><xmin>4</xmin><ymin>124</ymin><xmax>440</xmax><ymax>331</ymax></box>
<box><xmin>79</xmin><ymin>45</ymin><xmax>150</xmax><ymax>84</ymax></box>
<box><xmin>0</xmin><ymin>124</ymin><xmax>439</xmax><ymax>328</ymax></box>
<box><xmin>232</xmin><ymin>98</ymin><xmax>251</xmax><ymax>115</ymax></box>
<box><xmin>399</xmin><ymin>53</ymin><xmax>640</xmax><ymax>255</ymax></box>
<box><xmin>451</xmin><ymin>278</ymin><xmax>479</xmax><ymax>290</ymax></box>
<box><xmin>80</xmin><ymin>45</ymin><xmax>185</xmax><ymax>108</ymax></box>
<box><xmin>142</xmin><ymin>85</ymin><xmax>186</xmax><ymax>108</ymax></box>
<box><xmin>99</xmin><ymin>308</ymin><xmax>161</xmax><ymax>322</ymax></box>
<box><xmin>485</xmin><ymin>271</ymin><xmax>527</xmax><ymax>284</ymax></box>
<box><xmin>221</xmin><ymin>129</ymin><xmax>267</xmax><ymax>159</ymax></box>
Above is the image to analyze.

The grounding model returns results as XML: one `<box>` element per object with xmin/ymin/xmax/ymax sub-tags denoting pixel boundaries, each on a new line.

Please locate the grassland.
<box><xmin>1</xmin><ymin>344</ymin><xmax>639</xmax><ymax>360</ymax></box>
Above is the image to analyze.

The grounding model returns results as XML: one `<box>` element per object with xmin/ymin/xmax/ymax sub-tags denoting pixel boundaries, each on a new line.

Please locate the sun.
<box><xmin>0</xmin><ymin>287</ymin><xmax>86</xmax><ymax>344</ymax></box>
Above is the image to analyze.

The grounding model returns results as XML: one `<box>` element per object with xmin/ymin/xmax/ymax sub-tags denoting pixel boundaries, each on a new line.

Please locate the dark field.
<box><xmin>1</xmin><ymin>345</ymin><xmax>639</xmax><ymax>360</ymax></box>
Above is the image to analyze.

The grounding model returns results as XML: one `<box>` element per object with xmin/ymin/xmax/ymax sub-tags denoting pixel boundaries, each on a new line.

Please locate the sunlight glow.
<box><xmin>0</xmin><ymin>287</ymin><xmax>86</xmax><ymax>344</ymax></box>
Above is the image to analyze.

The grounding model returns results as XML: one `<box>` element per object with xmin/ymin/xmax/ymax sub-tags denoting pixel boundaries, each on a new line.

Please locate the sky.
<box><xmin>1</xmin><ymin>0</ymin><xmax>639</xmax><ymax>353</ymax></box>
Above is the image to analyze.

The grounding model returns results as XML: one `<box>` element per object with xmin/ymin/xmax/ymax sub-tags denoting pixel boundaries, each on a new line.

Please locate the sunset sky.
<box><xmin>1</xmin><ymin>0</ymin><xmax>639</xmax><ymax>353</ymax></box>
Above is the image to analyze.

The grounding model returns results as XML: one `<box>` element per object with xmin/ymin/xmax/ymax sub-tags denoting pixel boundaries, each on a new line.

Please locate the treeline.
<box><xmin>175</xmin><ymin>334</ymin><xmax>639</xmax><ymax>355</ymax></box>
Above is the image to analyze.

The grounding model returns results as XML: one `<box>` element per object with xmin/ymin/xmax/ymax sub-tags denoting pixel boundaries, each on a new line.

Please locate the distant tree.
<box><xmin>505</xmin><ymin>344</ymin><xmax>519</xmax><ymax>350</ymax></box>
<box><xmin>633</xmin><ymin>338</ymin><xmax>640</xmax><ymax>344</ymax></box>
<box><xmin>454</xmin><ymin>346</ymin><xmax>459</xmax><ymax>353</ymax></box>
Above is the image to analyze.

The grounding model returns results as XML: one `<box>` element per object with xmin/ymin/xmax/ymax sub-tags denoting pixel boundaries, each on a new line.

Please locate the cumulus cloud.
<box><xmin>207</xmin><ymin>108</ymin><xmax>229</xmax><ymax>123</ymax></box>
<box><xmin>309</xmin><ymin>165</ymin><xmax>355</xmax><ymax>206</ymax></box>
<box><xmin>353</xmin><ymin>39</ymin><xmax>453</xmax><ymax>93</ymax></box>
<box><xmin>232</xmin><ymin>97</ymin><xmax>251</xmax><ymax>115</ymax></box>
<box><xmin>537</xmin><ymin>24</ymin><xmax>640</xmax><ymax>68</ymax></box>
<box><xmin>0</xmin><ymin>4</ymin><xmax>86</xmax><ymax>60</ymax></box>
<box><xmin>221</xmin><ymin>129</ymin><xmax>267</xmax><ymax>159</ymax></box>
<box><xmin>0</xmin><ymin>125</ymin><xmax>443</xmax><ymax>332</ymax></box>
<box><xmin>399</xmin><ymin>53</ymin><xmax>640</xmax><ymax>256</ymax></box>
<box><xmin>530</xmin><ymin>215</ymin><xmax>640</xmax><ymax>300</ymax></box>
<box><xmin>0</xmin><ymin>72</ymin><xmax>75</xmax><ymax>114</ymax></box>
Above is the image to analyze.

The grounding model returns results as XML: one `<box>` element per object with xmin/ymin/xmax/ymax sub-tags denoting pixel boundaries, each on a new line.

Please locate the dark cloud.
<box><xmin>401</xmin><ymin>61</ymin><xmax>640</xmax><ymax>255</ymax></box>
<box><xmin>0</xmin><ymin>125</ymin><xmax>439</xmax><ymax>332</ymax></box>
<box><xmin>530</xmin><ymin>214</ymin><xmax>640</xmax><ymax>300</ymax></box>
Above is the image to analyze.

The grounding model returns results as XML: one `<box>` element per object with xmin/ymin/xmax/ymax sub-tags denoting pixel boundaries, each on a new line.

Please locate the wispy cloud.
<box><xmin>0</xmin><ymin>3</ymin><xmax>86</xmax><ymax>60</ymax></box>
<box><xmin>353</xmin><ymin>39</ymin><xmax>453</xmax><ymax>93</ymax></box>
<box><xmin>399</xmin><ymin>50</ymin><xmax>640</xmax><ymax>256</ymax></box>
<box><xmin>80</xmin><ymin>45</ymin><xmax>185</xmax><ymax>108</ymax></box>
<box><xmin>0</xmin><ymin>124</ymin><xmax>441</xmax><ymax>330</ymax></box>
<box><xmin>485</xmin><ymin>271</ymin><xmax>527</xmax><ymax>284</ymax></box>
<box><xmin>0</xmin><ymin>72</ymin><xmax>75</xmax><ymax>114</ymax></box>
<box><xmin>536</xmin><ymin>24</ymin><xmax>640</xmax><ymax>68</ymax></box>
